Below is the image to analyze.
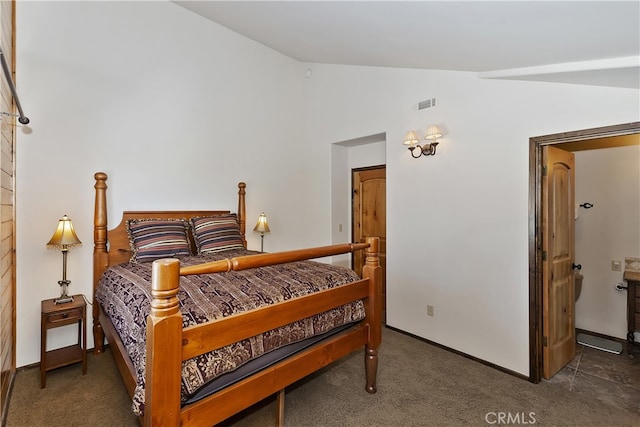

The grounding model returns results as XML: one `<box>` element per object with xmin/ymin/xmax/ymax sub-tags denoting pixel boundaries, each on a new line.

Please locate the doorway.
<box><xmin>528</xmin><ymin>121</ymin><xmax>640</xmax><ymax>383</ymax></box>
<box><xmin>352</xmin><ymin>166</ymin><xmax>386</xmax><ymax>310</ymax></box>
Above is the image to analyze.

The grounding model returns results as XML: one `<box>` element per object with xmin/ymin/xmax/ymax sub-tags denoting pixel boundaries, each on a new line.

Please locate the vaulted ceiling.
<box><xmin>175</xmin><ymin>1</ymin><xmax>639</xmax><ymax>89</ymax></box>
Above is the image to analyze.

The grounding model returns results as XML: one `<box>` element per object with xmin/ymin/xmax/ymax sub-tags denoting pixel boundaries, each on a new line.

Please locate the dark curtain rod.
<box><xmin>0</xmin><ymin>46</ymin><xmax>29</xmax><ymax>125</ymax></box>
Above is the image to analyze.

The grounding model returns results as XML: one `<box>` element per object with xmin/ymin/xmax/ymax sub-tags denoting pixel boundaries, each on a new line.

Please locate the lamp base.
<box><xmin>54</xmin><ymin>295</ymin><xmax>74</xmax><ymax>305</ymax></box>
<box><xmin>55</xmin><ymin>279</ymin><xmax>73</xmax><ymax>304</ymax></box>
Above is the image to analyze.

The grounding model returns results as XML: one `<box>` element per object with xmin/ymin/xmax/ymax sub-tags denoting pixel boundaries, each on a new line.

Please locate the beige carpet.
<box><xmin>7</xmin><ymin>327</ymin><xmax>639</xmax><ymax>426</ymax></box>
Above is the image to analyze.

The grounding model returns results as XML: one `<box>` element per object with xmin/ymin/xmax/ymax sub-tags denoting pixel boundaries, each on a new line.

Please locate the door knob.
<box><xmin>572</xmin><ymin>263</ymin><xmax>582</xmax><ymax>270</ymax></box>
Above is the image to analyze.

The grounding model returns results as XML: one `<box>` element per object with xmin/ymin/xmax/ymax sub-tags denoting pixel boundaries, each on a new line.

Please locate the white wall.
<box><xmin>303</xmin><ymin>64</ymin><xmax>639</xmax><ymax>375</ymax></box>
<box><xmin>574</xmin><ymin>145</ymin><xmax>640</xmax><ymax>339</ymax></box>
<box><xmin>15</xmin><ymin>1</ymin><xmax>310</xmax><ymax>366</ymax></box>
<box><xmin>15</xmin><ymin>2</ymin><xmax>640</xmax><ymax>377</ymax></box>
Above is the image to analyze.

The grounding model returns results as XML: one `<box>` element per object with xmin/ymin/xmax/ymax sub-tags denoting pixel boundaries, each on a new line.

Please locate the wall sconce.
<box><xmin>403</xmin><ymin>125</ymin><xmax>443</xmax><ymax>158</ymax></box>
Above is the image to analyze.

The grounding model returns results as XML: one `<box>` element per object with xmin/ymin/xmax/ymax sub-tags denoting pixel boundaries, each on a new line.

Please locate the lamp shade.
<box><xmin>253</xmin><ymin>213</ymin><xmax>270</xmax><ymax>234</ymax></box>
<box><xmin>46</xmin><ymin>215</ymin><xmax>82</xmax><ymax>250</ymax></box>
<box><xmin>402</xmin><ymin>131</ymin><xmax>419</xmax><ymax>146</ymax></box>
<box><xmin>424</xmin><ymin>125</ymin><xmax>443</xmax><ymax>141</ymax></box>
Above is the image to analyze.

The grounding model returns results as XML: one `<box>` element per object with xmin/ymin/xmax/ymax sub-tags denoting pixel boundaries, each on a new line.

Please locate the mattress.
<box><xmin>96</xmin><ymin>249</ymin><xmax>365</xmax><ymax>415</ymax></box>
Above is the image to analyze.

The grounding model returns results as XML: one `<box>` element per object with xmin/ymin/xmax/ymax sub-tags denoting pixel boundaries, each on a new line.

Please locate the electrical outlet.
<box><xmin>427</xmin><ymin>305</ymin><xmax>434</xmax><ymax>317</ymax></box>
<box><xmin>611</xmin><ymin>260</ymin><xmax>622</xmax><ymax>271</ymax></box>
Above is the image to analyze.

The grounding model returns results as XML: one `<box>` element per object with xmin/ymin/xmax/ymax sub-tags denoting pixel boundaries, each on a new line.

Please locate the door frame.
<box><xmin>528</xmin><ymin>121</ymin><xmax>640</xmax><ymax>383</ymax></box>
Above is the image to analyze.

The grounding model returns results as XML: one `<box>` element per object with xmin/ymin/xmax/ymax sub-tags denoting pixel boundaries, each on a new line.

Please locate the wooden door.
<box><xmin>352</xmin><ymin>167</ymin><xmax>386</xmax><ymax>309</ymax></box>
<box><xmin>542</xmin><ymin>146</ymin><xmax>576</xmax><ymax>379</ymax></box>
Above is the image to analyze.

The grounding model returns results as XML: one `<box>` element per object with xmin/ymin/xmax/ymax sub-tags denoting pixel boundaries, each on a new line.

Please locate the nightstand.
<box><xmin>625</xmin><ymin>271</ymin><xmax>640</xmax><ymax>355</ymax></box>
<box><xmin>40</xmin><ymin>295</ymin><xmax>87</xmax><ymax>388</ymax></box>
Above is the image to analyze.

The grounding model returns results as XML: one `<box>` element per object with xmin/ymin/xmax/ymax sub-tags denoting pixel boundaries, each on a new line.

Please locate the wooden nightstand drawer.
<box><xmin>46</xmin><ymin>308</ymin><xmax>83</xmax><ymax>324</ymax></box>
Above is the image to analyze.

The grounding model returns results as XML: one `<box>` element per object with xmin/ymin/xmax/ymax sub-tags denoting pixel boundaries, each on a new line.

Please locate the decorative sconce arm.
<box><xmin>408</xmin><ymin>145</ymin><xmax>422</xmax><ymax>158</ymax></box>
<box><xmin>407</xmin><ymin>143</ymin><xmax>438</xmax><ymax>157</ymax></box>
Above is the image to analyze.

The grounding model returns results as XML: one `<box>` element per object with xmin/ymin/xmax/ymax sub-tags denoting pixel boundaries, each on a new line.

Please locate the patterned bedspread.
<box><xmin>95</xmin><ymin>249</ymin><xmax>365</xmax><ymax>415</ymax></box>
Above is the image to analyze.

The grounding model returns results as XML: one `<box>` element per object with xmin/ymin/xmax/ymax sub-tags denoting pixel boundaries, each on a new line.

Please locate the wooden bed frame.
<box><xmin>91</xmin><ymin>172</ymin><xmax>382</xmax><ymax>426</ymax></box>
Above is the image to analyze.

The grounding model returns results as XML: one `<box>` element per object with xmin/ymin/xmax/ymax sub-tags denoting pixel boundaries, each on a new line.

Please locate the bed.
<box><xmin>91</xmin><ymin>172</ymin><xmax>382</xmax><ymax>426</ymax></box>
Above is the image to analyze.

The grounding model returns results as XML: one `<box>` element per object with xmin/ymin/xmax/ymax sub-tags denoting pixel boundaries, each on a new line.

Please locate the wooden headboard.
<box><xmin>92</xmin><ymin>172</ymin><xmax>246</xmax><ymax>294</ymax></box>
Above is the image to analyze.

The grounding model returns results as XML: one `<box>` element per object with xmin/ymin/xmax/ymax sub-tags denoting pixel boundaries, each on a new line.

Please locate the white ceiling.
<box><xmin>174</xmin><ymin>1</ymin><xmax>640</xmax><ymax>89</ymax></box>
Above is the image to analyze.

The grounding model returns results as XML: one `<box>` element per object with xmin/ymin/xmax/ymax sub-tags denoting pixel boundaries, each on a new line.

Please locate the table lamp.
<box><xmin>46</xmin><ymin>215</ymin><xmax>82</xmax><ymax>304</ymax></box>
<box><xmin>253</xmin><ymin>212</ymin><xmax>270</xmax><ymax>253</ymax></box>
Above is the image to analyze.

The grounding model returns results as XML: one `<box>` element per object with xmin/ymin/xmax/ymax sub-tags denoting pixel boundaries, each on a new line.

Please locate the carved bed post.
<box><xmin>238</xmin><ymin>182</ymin><xmax>246</xmax><ymax>247</ymax></box>
<box><xmin>93</xmin><ymin>172</ymin><xmax>108</xmax><ymax>354</ymax></box>
<box><xmin>362</xmin><ymin>237</ymin><xmax>382</xmax><ymax>394</ymax></box>
<box><xmin>145</xmin><ymin>258</ymin><xmax>183</xmax><ymax>427</ymax></box>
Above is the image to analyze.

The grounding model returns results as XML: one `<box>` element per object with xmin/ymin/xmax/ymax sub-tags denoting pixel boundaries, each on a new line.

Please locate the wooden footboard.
<box><xmin>146</xmin><ymin>238</ymin><xmax>381</xmax><ymax>426</ymax></box>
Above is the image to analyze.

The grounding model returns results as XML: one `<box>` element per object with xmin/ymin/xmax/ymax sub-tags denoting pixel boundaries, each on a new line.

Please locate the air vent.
<box><xmin>418</xmin><ymin>97</ymin><xmax>437</xmax><ymax>110</ymax></box>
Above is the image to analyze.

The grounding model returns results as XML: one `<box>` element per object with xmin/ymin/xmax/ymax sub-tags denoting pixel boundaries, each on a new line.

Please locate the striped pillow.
<box><xmin>126</xmin><ymin>218</ymin><xmax>191</xmax><ymax>263</ymax></box>
<box><xmin>190</xmin><ymin>214</ymin><xmax>245</xmax><ymax>254</ymax></box>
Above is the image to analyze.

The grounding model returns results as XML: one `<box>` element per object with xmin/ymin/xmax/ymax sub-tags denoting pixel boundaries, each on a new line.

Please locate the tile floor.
<box><xmin>545</xmin><ymin>338</ymin><xmax>640</xmax><ymax>416</ymax></box>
